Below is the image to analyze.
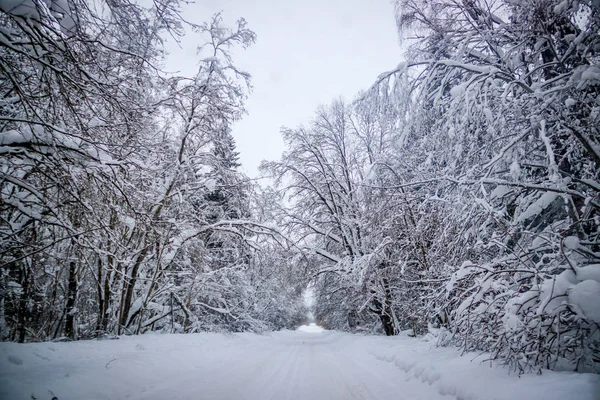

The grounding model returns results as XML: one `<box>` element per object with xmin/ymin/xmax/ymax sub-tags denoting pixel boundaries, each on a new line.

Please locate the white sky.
<box><xmin>164</xmin><ymin>0</ymin><xmax>401</xmax><ymax>178</ymax></box>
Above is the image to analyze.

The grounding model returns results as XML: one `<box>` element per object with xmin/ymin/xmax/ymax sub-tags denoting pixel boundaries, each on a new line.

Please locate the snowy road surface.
<box><xmin>1</xmin><ymin>326</ymin><xmax>598</xmax><ymax>400</ymax></box>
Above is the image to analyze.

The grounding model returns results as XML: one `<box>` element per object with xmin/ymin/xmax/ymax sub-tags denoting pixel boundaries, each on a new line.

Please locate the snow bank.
<box><xmin>0</xmin><ymin>331</ymin><xmax>597</xmax><ymax>400</ymax></box>
<box><xmin>367</xmin><ymin>334</ymin><xmax>600</xmax><ymax>400</ymax></box>
<box><xmin>0</xmin><ymin>333</ymin><xmax>264</xmax><ymax>400</ymax></box>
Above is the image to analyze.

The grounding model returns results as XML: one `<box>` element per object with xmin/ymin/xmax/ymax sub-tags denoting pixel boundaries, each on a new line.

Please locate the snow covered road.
<box><xmin>1</xmin><ymin>327</ymin><xmax>598</xmax><ymax>400</ymax></box>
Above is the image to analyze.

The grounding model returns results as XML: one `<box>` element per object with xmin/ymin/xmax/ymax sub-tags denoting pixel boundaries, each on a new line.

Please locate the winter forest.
<box><xmin>1</xmin><ymin>0</ymin><xmax>599</xmax><ymax>377</ymax></box>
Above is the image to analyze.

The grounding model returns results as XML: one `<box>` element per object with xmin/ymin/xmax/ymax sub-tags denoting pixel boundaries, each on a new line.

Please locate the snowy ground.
<box><xmin>0</xmin><ymin>326</ymin><xmax>598</xmax><ymax>400</ymax></box>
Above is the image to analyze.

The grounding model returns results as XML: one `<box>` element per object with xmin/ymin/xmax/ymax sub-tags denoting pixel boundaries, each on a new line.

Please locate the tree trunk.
<box><xmin>380</xmin><ymin>313</ymin><xmax>395</xmax><ymax>336</ymax></box>
<box><xmin>100</xmin><ymin>212</ymin><xmax>118</xmax><ymax>334</ymax></box>
<box><xmin>101</xmin><ymin>268</ymin><xmax>112</xmax><ymax>332</ymax></box>
<box><xmin>64</xmin><ymin>260</ymin><xmax>78</xmax><ymax>339</ymax></box>
<box><xmin>372</xmin><ymin>298</ymin><xmax>396</xmax><ymax>336</ymax></box>
<box><xmin>96</xmin><ymin>255</ymin><xmax>104</xmax><ymax>333</ymax></box>
<box><xmin>382</xmin><ymin>276</ymin><xmax>396</xmax><ymax>335</ymax></box>
<box><xmin>369</xmin><ymin>273</ymin><xmax>397</xmax><ymax>336</ymax></box>
<box><xmin>120</xmin><ymin>246</ymin><xmax>150</xmax><ymax>329</ymax></box>
<box><xmin>16</xmin><ymin>266</ymin><xmax>29</xmax><ymax>343</ymax></box>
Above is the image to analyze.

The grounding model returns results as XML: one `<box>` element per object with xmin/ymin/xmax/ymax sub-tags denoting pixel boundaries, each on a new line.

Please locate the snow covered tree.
<box><xmin>0</xmin><ymin>0</ymin><xmax>169</xmax><ymax>340</ymax></box>
<box><xmin>0</xmin><ymin>1</ymin><xmax>303</xmax><ymax>341</ymax></box>
<box><xmin>267</xmin><ymin>0</ymin><xmax>599</xmax><ymax>371</ymax></box>
<box><xmin>354</xmin><ymin>0</ymin><xmax>600</xmax><ymax>371</ymax></box>
<box><xmin>263</xmin><ymin>99</ymin><xmax>412</xmax><ymax>335</ymax></box>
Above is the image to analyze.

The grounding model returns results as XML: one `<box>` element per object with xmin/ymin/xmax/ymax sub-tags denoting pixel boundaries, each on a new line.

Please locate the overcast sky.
<box><xmin>165</xmin><ymin>0</ymin><xmax>402</xmax><ymax>178</ymax></box>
